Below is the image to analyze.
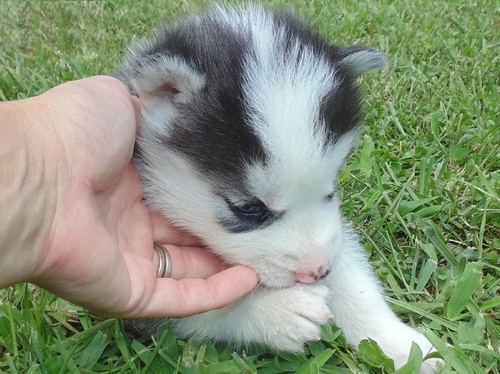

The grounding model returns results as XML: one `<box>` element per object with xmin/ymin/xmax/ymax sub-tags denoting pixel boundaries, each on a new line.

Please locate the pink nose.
<box><xmin>295</xmin><ymin>265</ymin><xmax>331</xmax><ymax>284</ymax></box>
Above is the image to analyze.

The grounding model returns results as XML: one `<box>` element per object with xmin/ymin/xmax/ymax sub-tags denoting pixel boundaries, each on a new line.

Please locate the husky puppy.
<box><xmin>118</xmin><ymin>5</ymin><xmax>442</xmax><ymax>373</ymax></box>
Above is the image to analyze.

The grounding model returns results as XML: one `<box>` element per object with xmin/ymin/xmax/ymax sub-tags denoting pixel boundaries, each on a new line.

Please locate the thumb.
<box><xmin>127</xmin><ymin>265</ymin><xmax>259</xmax><ymax>318</ymax></box>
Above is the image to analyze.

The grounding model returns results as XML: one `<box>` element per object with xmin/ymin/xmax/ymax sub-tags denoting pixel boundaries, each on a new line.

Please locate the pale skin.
<box><xmin>0</xmin><ymin>76</ymin><xmax>258</xmax><ymax>318</ymax></box>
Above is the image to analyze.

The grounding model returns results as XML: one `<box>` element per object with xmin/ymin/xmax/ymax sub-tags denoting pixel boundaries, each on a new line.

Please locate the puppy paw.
<box><xmin>374</xmin><ymin>323</ymin><xmax>444</xmax><ymax>373</ymax></box>
<box><xmin>258</xmin><ymin>284</ymin><xmax>333</xmax><ymax>352</ymax></box>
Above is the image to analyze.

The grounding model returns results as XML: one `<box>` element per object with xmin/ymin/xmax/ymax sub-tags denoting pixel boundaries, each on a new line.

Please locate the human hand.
<box><xmin>0</xmin><ymin>76</ymin><xmax>258</xmax><ymax>318</ymax></box>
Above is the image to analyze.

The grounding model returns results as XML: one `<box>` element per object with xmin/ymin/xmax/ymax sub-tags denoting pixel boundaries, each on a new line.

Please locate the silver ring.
<box><xmin>154</xmin><ymin>244</ymin><xmax>172</xmax><ymax>278</ymax></box>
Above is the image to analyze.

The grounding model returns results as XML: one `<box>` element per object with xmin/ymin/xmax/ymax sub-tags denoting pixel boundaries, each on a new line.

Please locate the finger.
<box><xmin>150</xmin><ymin>212</ymin><xmax>203</xmax><ymax>247</ymax></box>
<box><xmin>158</xmin><ymin>245</ymin><xmax>229</xmax><ymax>280</ymax></box>
<box><xmin>132</xmin><ymin>265</ymin><xmax>259</xmax><ymax>318</ymax></box>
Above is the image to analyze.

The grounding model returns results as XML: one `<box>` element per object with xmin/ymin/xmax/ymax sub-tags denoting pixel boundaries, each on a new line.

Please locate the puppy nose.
<box><xmin>295</xmin><ymin>265</ymin><xmax>331</xmax><ymax>284</ymax></box>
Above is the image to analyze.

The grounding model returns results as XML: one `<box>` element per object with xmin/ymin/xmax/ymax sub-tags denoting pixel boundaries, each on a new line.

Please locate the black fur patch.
<box><xmin>269</xmin><ymin>11</ymin><xmax>365</xmax><ymax>143</ymax></box>
<box><xmin>149</xmin><ymin>15</ymin><xmax>267</xmax><ymax>188</ymax></box>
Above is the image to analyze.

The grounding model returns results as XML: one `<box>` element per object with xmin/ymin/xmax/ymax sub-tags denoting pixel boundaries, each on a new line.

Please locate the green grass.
<box><xmin>1</xmin><ymin>0</ymin><xmax>498</xmax><ymax>373</ymax></box>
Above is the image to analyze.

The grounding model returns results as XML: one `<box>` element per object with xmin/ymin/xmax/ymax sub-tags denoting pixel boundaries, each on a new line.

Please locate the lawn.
<box><xmin>0</xmin><ymin>0</ymin><xmax>498</xmax><ymax>373</ymax></box>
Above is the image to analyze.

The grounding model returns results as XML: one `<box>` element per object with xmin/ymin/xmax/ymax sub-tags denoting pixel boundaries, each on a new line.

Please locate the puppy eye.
<box><xmin>221</xmin><ymin>198</ymin><xmax>282</xmax><ymax>233</ymax></box>
<box><xmin>235</xmin><ymin>202</ymin><xmax>266</xmax><ymax>217</ymax></box>
<box><xmin>325</xmin><ymin>185</ymin><xmax>338</xmax><ymax>201</ymax></box>
<box><xmin>227</xmin><ymin>200</ymin><xmax>270</xmax><ymax>221</ymax></box>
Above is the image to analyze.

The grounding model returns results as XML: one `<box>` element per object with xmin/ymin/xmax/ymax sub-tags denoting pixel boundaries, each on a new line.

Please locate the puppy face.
<box><xmin>118</xmin><ymin>5</ymin><xmax>386</xmax><ymax>288</ymax></box>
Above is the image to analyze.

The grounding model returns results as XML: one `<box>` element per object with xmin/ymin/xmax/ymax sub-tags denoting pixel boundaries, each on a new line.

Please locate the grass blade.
<box><xmin>446</xmin><ymin>262</ymin><xmax>484</xmax><ymax>319</ymax></box>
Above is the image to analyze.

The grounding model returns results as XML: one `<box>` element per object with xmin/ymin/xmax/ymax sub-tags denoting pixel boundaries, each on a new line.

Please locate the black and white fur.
<box><xmin>118</xmin><ymin>5</ymin><xmax>442</xmax><ymax>372</ymax></box>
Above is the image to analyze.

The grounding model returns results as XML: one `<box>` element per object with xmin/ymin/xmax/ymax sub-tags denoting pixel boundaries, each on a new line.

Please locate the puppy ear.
<box><xmin>338</xmin><ymin>46</ymin><xmax>388</xmax><ymax>77</ymax></box>
<box><xmin>125</xmin><ymin>54</ymin><xmax>206</xmax><ymax>135</ymax></box>
<box><xmin>131</xmin><ymin>55</ymin><xmax>205</xmax><ymax>103</ymax></box>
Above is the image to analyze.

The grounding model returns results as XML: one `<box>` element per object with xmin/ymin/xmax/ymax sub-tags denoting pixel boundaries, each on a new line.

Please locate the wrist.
<box><xmin>0</xmin><ymin>96</ymin><xmax>62</xmax><ymax>287</ymax></box>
